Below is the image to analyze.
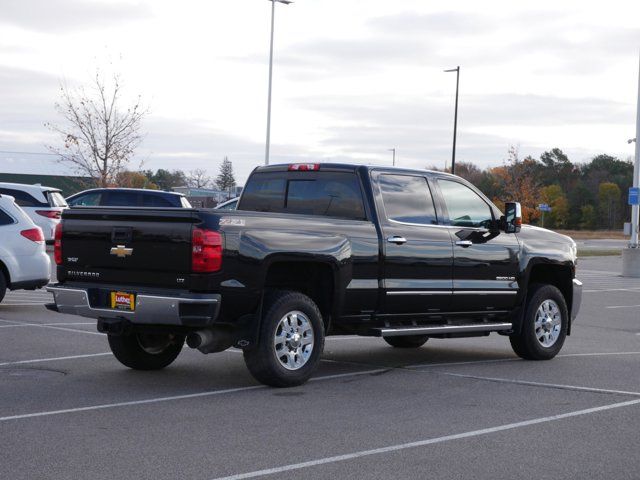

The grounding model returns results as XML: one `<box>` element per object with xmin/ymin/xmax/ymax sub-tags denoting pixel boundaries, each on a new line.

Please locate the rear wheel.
<box><xmin>243</xmin><ymin>291</ymin><xmax>325</xmax><ymax>387</ymax></box>
<box><xmin>107</xmin><ymin>332</ymin><xmax>185</xmax><ymax>370</ymax></box>
<box><xmin>383</xmin><ymin>335</ymin><xmax>429</xmax><ymax>348</ymax></box>
<box><xmin>510</xmin><ymin>283</ymin><xmax>568</xmax><ymax>360</ymax></box>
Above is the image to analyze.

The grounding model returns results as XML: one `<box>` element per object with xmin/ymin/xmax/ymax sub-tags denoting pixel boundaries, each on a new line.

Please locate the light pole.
<box><xmin>265</xmin><ymin>0</ymin><xmax>292</xmax><ymax>166</ymax></box>
<box><xmin>444</xmin><ymin>66</ymin><xmax>460</xmax><ymax>174</ymax></box>
<box><xmin>388</xmin><ymin>148</ymin><xmax>396</xmax><ymax>166</ymax></box>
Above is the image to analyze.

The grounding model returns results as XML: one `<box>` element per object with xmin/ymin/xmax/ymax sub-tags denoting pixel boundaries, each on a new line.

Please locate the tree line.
<box><xmin>447</xmin><ymin>147</ymin><xmax>634</xmax><ymax>230</ymax></box>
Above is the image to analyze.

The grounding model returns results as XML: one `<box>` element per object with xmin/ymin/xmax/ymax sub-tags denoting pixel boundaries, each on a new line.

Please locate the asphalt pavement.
<box><xmin>1</xmin><ymin>255</ymin><xmax>639</xmax><ymax>480</ymax></box>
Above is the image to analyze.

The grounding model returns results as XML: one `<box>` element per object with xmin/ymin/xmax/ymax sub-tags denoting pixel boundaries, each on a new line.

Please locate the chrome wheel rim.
<box><xmin>274</xmin><ymin>310</ymin><xmax>314</xmax><ymax>370</ymax></box>
<box><xmin>535</xmin><ymin>299</ymin><xmax>562</xmax><ymax>348</ymax></box>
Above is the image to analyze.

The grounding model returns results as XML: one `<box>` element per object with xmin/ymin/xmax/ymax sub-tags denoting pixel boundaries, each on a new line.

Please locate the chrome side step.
<box><xmin>372</xmin><ymin>322</ymin><xmax>513</xmax><ymax>337</ymax></box>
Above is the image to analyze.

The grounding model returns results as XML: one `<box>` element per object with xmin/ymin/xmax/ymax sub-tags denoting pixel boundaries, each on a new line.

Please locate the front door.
<box><xmin>435</xmin><ymin>178</ymin><xmax>520</xmax><ymax>312</ymax></box>
<box><xmin>373</xmin><ymin>172</ymin><xmax>453</xmax><ymax>315</ymax></box>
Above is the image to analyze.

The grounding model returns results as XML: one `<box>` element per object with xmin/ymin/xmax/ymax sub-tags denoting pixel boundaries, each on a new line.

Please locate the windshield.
<box><xmin>47</xmin><ymin>191</ymin><xmax>68</xmax><ymax>207</ymax></box>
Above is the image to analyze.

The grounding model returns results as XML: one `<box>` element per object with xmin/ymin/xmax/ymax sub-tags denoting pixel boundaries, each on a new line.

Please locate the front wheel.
<box><xmin>243</xmin><ymin>291</ymin><xmax>325</xmax><ymax>387</ymax></box>
<box><xmin>108</xmin><ymin>332</ymin><xmax>185</xmax><ymax>370</ymax></box>
<box><xmin>510</xmin><ymin>284</ymin><xmax>568</xmax><ymax>360</ymax></box>
<box><xmin>383</xmin><ymin>335</ymin><xmax>429</xmax><ymax>348</ymax></box>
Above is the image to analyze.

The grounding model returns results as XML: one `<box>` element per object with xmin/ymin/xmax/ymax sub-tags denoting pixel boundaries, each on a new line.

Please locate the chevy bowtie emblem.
<box><xmin>110</xmin><ymin>245</ymin><xmax>133</xmax><ymax>258</ymax></box>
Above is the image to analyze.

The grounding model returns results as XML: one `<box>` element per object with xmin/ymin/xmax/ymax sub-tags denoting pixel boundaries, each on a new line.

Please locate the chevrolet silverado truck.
<box><xmin>47</xmin><ymin>164</ymin><xmax>582</xmax><ymax>387</ymax></box>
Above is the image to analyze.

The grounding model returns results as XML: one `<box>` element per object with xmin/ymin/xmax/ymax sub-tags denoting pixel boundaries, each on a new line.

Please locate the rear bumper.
<box><xmin>571</xmin><ymin>278</ymin><xmax>582</xmax><ymax>321</ymax></box>
<box><xmin>46</xmin><ymin>283</ymin><xmax>221</xmax><ymax>326</ymax></box>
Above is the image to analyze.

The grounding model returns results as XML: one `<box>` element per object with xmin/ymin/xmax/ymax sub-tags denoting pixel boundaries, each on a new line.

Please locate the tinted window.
<box><xmin>142</xmin><ymin>194</ymin><xmax>175</xmax><ymax>207</ymax></box>
<box><xmin>239</xmin><ymin>174</ymin><xmax>286</xmax><ymax>212</ymax></box>
<box><xmin>438</xmin><ymin>179</ymin><xmax>493</xmax><ymax>228</ymax></box>
<box><xmin>286</xmin><ymin>175</ymin><xmax>365</xmax><ymax>219</ymax></box>
<box><xmin>69</xmin><ymin>192</ymin><xmax>101</xmax><ymax>206</ymax></box>
<box><xmin>239</xmin><ymin>172</ymin><xmax>365</xmax><ymax>220</ymax></box>
<box><xmin>379</xmin><ymin>174</ymin><xmax>437</xmax><ymax>225</ymax></box>
<box><xmin>0</xmin><ymin>188</ymin><xmax>47</xmax><ymax>207</ymax></box>
<box><xmin>102</xmin><ymin>191</ymin><xmax>139</xmax><ymax>206</ymax></box>
<box><xmin>0</xmin><ymin>208</ymin><xmax>15</xmax><ymax>225</ymax></box>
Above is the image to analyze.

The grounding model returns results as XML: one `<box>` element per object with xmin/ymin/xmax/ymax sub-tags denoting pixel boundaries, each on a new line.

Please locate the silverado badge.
<box><xmin>110</xmin><ymin>245</ymin><xmax>133</xmax><ymax>258</ymax></box>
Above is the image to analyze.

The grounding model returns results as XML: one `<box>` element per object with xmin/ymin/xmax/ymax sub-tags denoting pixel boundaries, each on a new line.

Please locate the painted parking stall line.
<box><xmin>209</xmin><ymin>399</ymin><xmax>640</xmax><ymax>480</ymax></box>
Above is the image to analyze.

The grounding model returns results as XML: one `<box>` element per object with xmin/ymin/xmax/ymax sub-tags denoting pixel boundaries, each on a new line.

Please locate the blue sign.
<box><xmin>629</xmin><ymin>187</ymin><xmax>640</xmax><ymax>206</ymax></box>
<box><xmin>538</xmin><ymin>203</ymin><xmax>552</xmax><ymax>212</ymax></box>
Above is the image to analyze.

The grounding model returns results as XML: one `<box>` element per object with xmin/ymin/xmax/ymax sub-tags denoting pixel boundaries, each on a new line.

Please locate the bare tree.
<box><xmin>46</xmin><ymin>72</ymin><xmax>147</xmax><ymax>187</ymax></box>
<box><xmin>187</xmin><ymin>168</ymin><xmax>212</xmax><ymax>189</ymax></box>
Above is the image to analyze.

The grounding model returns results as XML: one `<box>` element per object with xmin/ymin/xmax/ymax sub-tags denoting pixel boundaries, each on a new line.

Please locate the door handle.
<box><xmin>387</xmin><ymin>236</ymin><xmax>407</xmax><ymax>245</ymax></box>
<box><xmin>455</xmin><ymin>240</ymin><xmax>473</xmax><ymax>247</ymax></box>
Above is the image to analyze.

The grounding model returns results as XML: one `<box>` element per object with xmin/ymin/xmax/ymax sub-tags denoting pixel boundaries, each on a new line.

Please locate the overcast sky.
<box><xmin>0</xmin><ymin>0</ymin><xmax>639</xmax><ymax>185</ymax></box>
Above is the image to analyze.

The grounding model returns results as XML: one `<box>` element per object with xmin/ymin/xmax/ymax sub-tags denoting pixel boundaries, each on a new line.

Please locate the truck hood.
<box><xmin>518</xmin><ymin>225</ymin><xmax>575</xmax><ymax>246</ymax></box>
<box><xmin>517</xmin><ymin>225</ymin><xmax>577</xmax><ymax>264</ymax></box>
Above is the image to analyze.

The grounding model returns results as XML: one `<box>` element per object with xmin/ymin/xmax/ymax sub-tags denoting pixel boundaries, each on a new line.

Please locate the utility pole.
<box><xmin>388</xmin><ymin>148</ymin><xmax>396</xmax><ymax>166</ymax></box>
<box><xmin>444</xmin><ymin>66</ymin><xmax>460</xmax><ymax>175</ymax></box>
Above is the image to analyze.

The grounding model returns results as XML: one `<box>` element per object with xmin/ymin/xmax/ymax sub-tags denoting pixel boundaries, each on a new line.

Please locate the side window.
<box><xmin>378</xmin><ymin>174</ymin><xmax>438</xmax><ymax>225</ymax></box>
<box><xmin>217</xmin><ymin>200</ymin><xmax>237</xmax><ymax>210</ymax></box>
<box><xmin>238</xmin><ymin>174</ymin><xmax>286</xmax><ymax>212</ymax></box>
<box><xmin>286</xmin><ymin>174</ymin><xmax>365</xmax><ymax>220</ymax></box>
<box><xmin>102</xmin><ymin>191</ymin><xmax>139</xmax><ymax>206</ymax></box>
<box><xmin>0</xmin><ymin>208</ymin><xmax>15</xmax><ymax>226</ymax></box>
<box><xmin>142</xmin><ymin>194</ymin><xmax>174</xmax><ymax>207</ymax></box>
<box><xmin>438</xmin><ymin>179</ymin><xmax>493</xmax><ymax>228</ymax></box>
<box><xmin>0</xmin><ymin>188</ymin><xmax>46</xmax><ymax>207</ymax></box>
<box><xmin>69</xmin><ymin>192</ymin><xmax>101</xmax><ymax>206</ymax></box>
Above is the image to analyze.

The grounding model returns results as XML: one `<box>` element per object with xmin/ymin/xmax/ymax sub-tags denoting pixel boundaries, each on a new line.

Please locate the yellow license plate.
<box><xmin>110</xmin><ymin>291</ymin><xmax>135</xmax><ymax>311</ymax></box>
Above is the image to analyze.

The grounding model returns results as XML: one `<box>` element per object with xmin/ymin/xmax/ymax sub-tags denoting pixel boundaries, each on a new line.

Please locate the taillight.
<box><xmin>288</xmin><ymin>163</ymin><xmax>320</xmax><ymax>171</ymax></box>
<box><xmin>20</xmin><ymin>228</ymin><xmax>45</xmax><ymax>243</ymax></box>
<box><xmin>36</xmin><ymin>210</ymin><xmax>62</xmax><ymax>219</ymax></box>
<box><xmin>191</xmin><ymin>228</ymin><xmax>222</xmax><ymax>273</ymax></box>
<box><xmin>54</xmin><ymin>223</ymin><xmax>63</xmax><ymax>265</ymax></box>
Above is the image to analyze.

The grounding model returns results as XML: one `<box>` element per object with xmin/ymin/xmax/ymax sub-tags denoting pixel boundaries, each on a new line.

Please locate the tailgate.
<box><xmin>59</xmin><ymin>207</ymin><xmax>197</xmax><ymax>288</ymax></box>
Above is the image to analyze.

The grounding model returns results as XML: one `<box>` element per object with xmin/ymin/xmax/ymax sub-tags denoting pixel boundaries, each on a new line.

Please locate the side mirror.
<box><xmin>502</xmin><ymin>202</ymin><xmax>522</xmax><ymax>233</ymax></box>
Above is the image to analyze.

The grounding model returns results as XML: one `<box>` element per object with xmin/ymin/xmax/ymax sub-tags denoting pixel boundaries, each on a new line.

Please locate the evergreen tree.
<box><xmin>216</xmin><ymin>157</ymin><xmax>236</xmax><ymax>193</ymax></box>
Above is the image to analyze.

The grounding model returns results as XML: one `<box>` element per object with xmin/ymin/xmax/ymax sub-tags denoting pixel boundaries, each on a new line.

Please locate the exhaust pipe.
<box><xmin>186</xmin><ymin>329</ymin><xmax>232</xmax><ymax>354</ymax></box>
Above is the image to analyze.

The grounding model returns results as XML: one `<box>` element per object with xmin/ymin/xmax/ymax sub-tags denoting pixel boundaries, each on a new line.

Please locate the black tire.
<box><xmin>0</xmin><ymin>271</ymin><xmax>6</xmax><ymax>304</ymax></box>
<box><xmin>510</xmin><ymin>283</ymin><xmax>568</xmax><ymax>360</ymax></box>
<box><xmin>383</xmin><ymin>335</ymin><xmax>429</xmax><ymax>348</ymax></box>
<box><xmin>243</xmin><ymin>290</ymin><xmax>325</xmax><ymax>388</ymax></box>
<box><xmin>107</xmin><ymin>332</ymin><xmax>185</xmax><ymax>370</ymax></box>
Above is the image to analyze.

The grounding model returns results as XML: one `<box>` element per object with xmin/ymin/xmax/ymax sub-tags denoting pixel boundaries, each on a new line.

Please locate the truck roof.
<box><xmin>253</xmin><ymin>163</ymin><xmax>457</xmax><ymax>179</ymax></box>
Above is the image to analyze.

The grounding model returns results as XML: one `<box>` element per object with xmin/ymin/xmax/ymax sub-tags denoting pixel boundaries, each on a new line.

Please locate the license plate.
<box><xmin>110</xmin><ymin>291</ymin><xmax>135</xmax><ymax>311</ymax></box>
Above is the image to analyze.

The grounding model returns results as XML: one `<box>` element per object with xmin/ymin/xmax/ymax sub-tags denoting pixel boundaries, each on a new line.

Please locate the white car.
<box><xmin>0</xmin><ymin>194</ymin><xmax>51</xmax><ymax>303</ymax></box>
<box><xmin>0</xmin><ymin>182</ymin><xmax>67</xmax><ymax>242</ymax></box>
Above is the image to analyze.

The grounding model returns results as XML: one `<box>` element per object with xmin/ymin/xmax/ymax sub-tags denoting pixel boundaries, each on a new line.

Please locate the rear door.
<box><xmin>373</xmin><ymin>172</ymin><xmax>453</xmax><ymax>315</ymax></box>
<box><xmin>434</xmin><ymin>178</ymin><xmax>520</xmax><ymax>312</ymax></box>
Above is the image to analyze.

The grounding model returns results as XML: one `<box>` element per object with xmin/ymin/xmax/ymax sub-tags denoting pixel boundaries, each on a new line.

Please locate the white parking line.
<box><xmin>209</xmin><ymin>399</ymin><xmax>640</xmax><ymax>480</ymax></box>
<box><xmin>605</xmin><ymin>304</ymin><xmax>640</xmax><ymax>309</ymax></box>
<box><xmin>584</xmin><ymin>288</ymin><xmax>640</xmax><ymax>293</ymax></box>
<box><xmin>0</xmin><ymin>368</ymin><xmax>387</xmax><ymax>422</ymax></box>
<box><xmin>0</xmin><ymin>303</ymin><xmax>50</xmax><ymax>306</ymax></box>
<box><xmin>439</xmin><ymin>373</ymin><xmax>640</xmax><ymax>397</ymax></box>
<box><xmin>0</xmin><ymin>322</ymin><xmax>94</xmax><ymax>328</ymax></box>
<box><xmin>0</xmin><ymin>318</ymin><xmax>101</xmax><ymax>336</ymax></box>
<box><xmin>0</xmin><ymin>353</ymin><xmax>111</xmax><ymax>367</ymax></box>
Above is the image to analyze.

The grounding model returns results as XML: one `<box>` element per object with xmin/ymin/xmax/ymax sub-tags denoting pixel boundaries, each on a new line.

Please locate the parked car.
<box><xmin>66</xmin><ymin>188</ymin><xmax>192</xmax><ymax>208</ymax></box>
<box><xmin>48</xmin><ymin>163</ymin><xmax>582</xmax><ymax>387</ymax></box>
<box><xmin>0</xmin><ymin>195</ymin><xmax>51</xmax><ymax>303</ymax></box>
<box><xmin>0</xmin><ymin>182</ymin><xmax>67</xmax><ymax>242</ymax></box>
<box><xmin>214</xmin><ymin>197</ymin><xmax>238</xmax><ymax>210</ymax></box>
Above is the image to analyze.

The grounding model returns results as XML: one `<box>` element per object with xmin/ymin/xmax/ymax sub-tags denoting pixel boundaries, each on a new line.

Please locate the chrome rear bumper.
<box><xmin>46</xmin><ymin>284</ymin><xmax>221</xmax><ymax>326</ymax></box>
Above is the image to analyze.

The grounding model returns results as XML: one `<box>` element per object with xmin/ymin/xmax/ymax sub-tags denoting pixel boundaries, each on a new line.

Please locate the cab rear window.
<box><xmin>239</xmin><ymin>172</ymin><xmax>366</xmax><ymax>220</ymax></box>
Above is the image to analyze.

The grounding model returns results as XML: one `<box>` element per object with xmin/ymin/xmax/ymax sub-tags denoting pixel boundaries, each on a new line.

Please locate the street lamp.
<box><xmin>388</xmin><ymin>148</ymin><xmax>396</xmax><ymax>166</ymax></box>
<box><xmin>265</xmin><ymin>0</ymin><xmax>293</xmax><ymax>166</ymax></box>
<box><xmin>444</xmin><ymin>66</ymin><xmax>460</xmax><ymax>174</ymax></box>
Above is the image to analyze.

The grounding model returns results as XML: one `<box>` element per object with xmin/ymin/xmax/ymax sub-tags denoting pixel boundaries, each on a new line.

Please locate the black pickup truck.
<box><xmin>48</xmin><ymin>163</ymin><xmax>582</xmax><ymax>387</ymax></box>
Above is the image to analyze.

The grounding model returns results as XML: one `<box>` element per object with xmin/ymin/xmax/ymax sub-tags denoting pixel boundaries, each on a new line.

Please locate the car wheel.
<box><xmin>107</xmin><ymin>332</ymin><xmax>185</xmax><ymax>370</ymax></box>
<box><xmin>383</xmin><ymin>335</ymin><xmax>429</xmax><ymax>348</ymax></box>
<box><xmin>510</xmin><ymin>283</ymin><xmax>568</xmax><ymax>360</ymax></box>
<box><xmin>243</xmin><ymin>290</ymin><xmax>325</xmax><ymax>387</ymax></box>
<box><xmin>0</xmin><ymin>271</ymin><xmax>6</xmax><ymax>303</ymax></box>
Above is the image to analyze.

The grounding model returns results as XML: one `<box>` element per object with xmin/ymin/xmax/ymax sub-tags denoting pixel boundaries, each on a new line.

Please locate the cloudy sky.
<box><xmin>0</xmin><ymin>0</ymin><xmax>639</xmax><ymax>184</ymax></box>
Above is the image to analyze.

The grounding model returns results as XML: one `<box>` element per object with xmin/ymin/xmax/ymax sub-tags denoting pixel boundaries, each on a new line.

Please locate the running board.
<box><xmin>372</xmin><ymin>322</ymin><xmax>513</xmax><ymax>337</ymax></box>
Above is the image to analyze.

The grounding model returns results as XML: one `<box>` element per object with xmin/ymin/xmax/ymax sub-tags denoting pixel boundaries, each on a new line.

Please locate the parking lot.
<box><xmin>1</xmin><ymin>255</ymin><xmax>639</xmax><ymax>480</ymax></box>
